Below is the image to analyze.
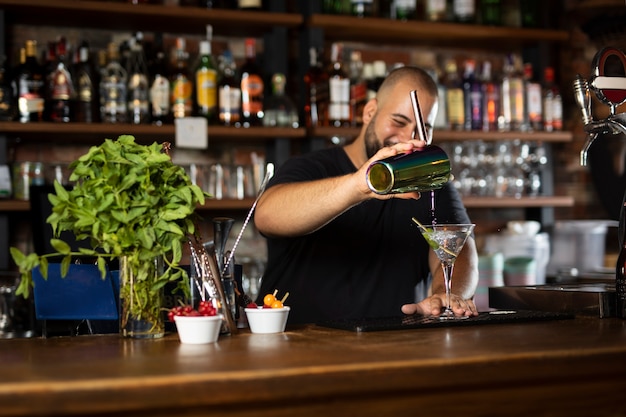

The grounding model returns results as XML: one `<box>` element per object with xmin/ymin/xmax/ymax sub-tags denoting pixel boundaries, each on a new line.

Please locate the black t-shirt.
<box><xmin>256</xmin><ymin>147</ymin><xmax>470</xmax><ymax>324</ymax></box>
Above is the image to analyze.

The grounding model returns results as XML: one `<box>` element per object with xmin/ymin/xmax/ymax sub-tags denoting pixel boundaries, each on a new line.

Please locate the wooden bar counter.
<box><xmin>1</xmin><ymin>316</ymin><xmax>625</xmax><ymax>416</ymax></box>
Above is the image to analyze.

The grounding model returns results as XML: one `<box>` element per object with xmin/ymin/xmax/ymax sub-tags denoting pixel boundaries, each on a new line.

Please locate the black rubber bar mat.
<box><xmin>317</xmin><ymin>310</ymin><xmax>576</xmax><ymax>332</ymax></box>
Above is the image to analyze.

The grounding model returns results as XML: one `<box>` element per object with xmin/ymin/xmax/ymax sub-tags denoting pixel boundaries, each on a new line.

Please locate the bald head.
<box><xmin>376</xmin><ymin>66</ymin><xmax>438</xmax><ymax>107</ymax></box>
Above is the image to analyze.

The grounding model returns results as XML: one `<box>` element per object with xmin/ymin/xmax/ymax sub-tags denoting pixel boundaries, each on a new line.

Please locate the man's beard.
<box><xmin>364</xmin><ymin>114</ymin><xmax>395</xmax><ymax>159</ymax></box>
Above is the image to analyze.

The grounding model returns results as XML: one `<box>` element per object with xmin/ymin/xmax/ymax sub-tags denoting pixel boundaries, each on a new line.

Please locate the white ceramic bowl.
<box><xmin>174</xmin><ymin>314</ymin><xmax>223</xmax><ymax>344</ymax></box>
<box><xmin>245</xmin><ymin>307</ymin><xmax>290</xmax><ymax>334</ymax></box>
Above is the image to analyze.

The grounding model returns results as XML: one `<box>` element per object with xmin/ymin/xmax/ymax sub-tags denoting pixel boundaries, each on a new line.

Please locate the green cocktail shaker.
<box><xmin>366</xmin><ymin>145</ymin><xmax>451</xmax><ymax>194</ymax></box>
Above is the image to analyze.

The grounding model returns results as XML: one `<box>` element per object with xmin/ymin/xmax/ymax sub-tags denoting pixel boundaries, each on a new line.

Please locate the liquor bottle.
<box><xmin>427</xmin><ymin>67</ymin><xmax>447</xmax><ymax>130</ymax></box>
<box><xmin>481</xmin><ymin>60</ymin><xmax>500</xmax><ymax>132</ymax></box>
<box><xmin>217</xmin><ymin>49</ymin><xmax>241</xmax><ymax>126</ymax></box>
<box><xmin>542</xmin><ymin>66</ymin><xmax>562</xmax><ymax>132</ymax></box>
<box><xmin>480</xmin><ymin>0</ymin><xmax>501</xmax><ymax>25</ymax></box>
<box><xmin>195</xmin><ymin>25</ymin><xmax>218</xmax><ymax>122</ymax></box>
<box><xmin>524</xmin><ymin>63</ymin><xmax>542</xmax><ymax>132</ymax></box>
<box><xmin>100</xmin><ymin>42</ymin><xmax>128</xmax><ymax>123</ymax></box>
<box><xmin>370</xmin><ymin>60</ymin><xmax>387</xmax><ymax>96</ymax></box>
<box><xmin>328</xmin><ymin>42</ymin><xmax>351</xmax><ymax>128</ymax></box>
<box><xmin>462</xmin><ymin>59</ymin><xmax>482</xmax><ymax>131</ymax></box>
<box><xmin>425</xmin><ymin>0</ymin><xmax>447</xmax><ymax>21</ymax></box>
<box><xmin>170</xmin><ymin>37</ymin><xmax>193</xmax><ymax>120</ymax></box>
<box><xmin>126</xmin><ymin>33</ymin><xmax>150</xmax><ymax>124</ymax></box>
<box><xmin>520</xmin><ymin>0</ymin><xmax>540</xmax><ymax>28</ymax></box>
<box><xmin>17</xmin><ymin>40</ymin><xmax>45</xmax><ymax>123</ymax></box>
<box><xmin>239</xmin><ymin>38</ymin><xmax>264</xmax><ymax>127</ymax></box>
<box><xmin>0</xmin><ymin>55</ymin><xmax>16</xmax><ymax>121</ymax></box>
<box><xmin>323</xmin><ymin>0</ymin><xmax>350</xmax><ymax>14</ymax></box>
<box><xmin>452</xmin><ymin>0</ymin><xmax>475</xmax><ymax>23</ymax></box>
<box><xmin>500</xmin><ymin>54</ymin><xmax>525</xmax><ymax>131</ymax></box>
<box><xmin>444</xmin><ymin>59</ymin><xmax>464</xmax><ymax>131</ymax></box>
<box><xmin>238</xmin><ymin>0</ymin><xmax>262</xmax><ymax>10</ymax></box>
<box><xmin>73</xmin><ymin>41</ymin><xmax>99</xmax><ymax>123</ymax></box>
<box><xmin>351</xmin><ymin>0</ymin><xmax>374</xmax><ymax>17</ymax></box>
<box><xmin>149</xmin><ymin>51</ymin><xmax>170</xmax><ymax>126</ymax></box>
<box><xmin>349</xmin><ymin>50</ymin><xmax>366</xmax><ymax>126</ymax></box>
<box><xmin>304</xmin><ymin>47</ymin><xmax>329</xmax><ymax>128</ymax></box>
<box><xmin>391</xmin><ymin>0</ymin><xmax>417</xmax><ymax>20</ymax></box>
<box><xmin>48</xmin><ymin>37</ymin><xmax>75</xmax><ymax>123</ymax></box>
<box><xmin>42</xmin><ymin>41</ymin><xmax>57</xmax><ymax>121</ymax></box>
<box><xmin>263</xmin><ymin>73</ymin><xmax>299</xmax><ymax>128</ymax></box>
<box><xmin>617</xmin><ymin>201</ymin><xmax>626</xmax><ymax>319</ymax></box>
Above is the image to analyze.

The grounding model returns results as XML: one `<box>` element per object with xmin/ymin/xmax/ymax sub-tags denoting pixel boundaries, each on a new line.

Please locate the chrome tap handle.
<box><xmin>573</xmin><ymin>75</ymin><xmax>593</xmax><ymax>127</ymax></box>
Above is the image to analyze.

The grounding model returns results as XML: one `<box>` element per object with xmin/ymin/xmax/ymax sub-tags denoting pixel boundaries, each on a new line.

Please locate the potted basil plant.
<box><xmin>11</xmin><ymin>135</ymin><xmax>207</xmax><ymax>338</ymax></box>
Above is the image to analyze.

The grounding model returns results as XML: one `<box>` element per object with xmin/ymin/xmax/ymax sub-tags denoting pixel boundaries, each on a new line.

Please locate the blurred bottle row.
<box><xmin>0</xmin><ymin>30</ymin><xmax>562</xmax><ymax>134</ymax></box>
<box><xmin>305</xmin><ymin>44</ymin><xmax>562</xmax><ymax>133</ymax></box>
<box><xmin>323</xmin><ymin>0</ymin><xmax>544</xmax><ymax>27</ymax></box>
<box><xmin>0</xmin><ymin>27</ymin><xmax>298</xmax><ymax>128</ymax></box>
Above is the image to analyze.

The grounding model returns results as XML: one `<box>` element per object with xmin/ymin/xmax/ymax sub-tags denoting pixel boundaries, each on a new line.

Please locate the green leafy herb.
<box><xmin>11</xmin><ymin>135</ymin><xmax>208</xmax><ymax>326</ymax></box>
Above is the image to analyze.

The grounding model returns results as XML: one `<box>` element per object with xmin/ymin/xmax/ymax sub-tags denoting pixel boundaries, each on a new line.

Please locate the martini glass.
<box><xmin>412</xmin><ymin>219</ymin><xmax>475</xmax><ymax>320</ymax></box>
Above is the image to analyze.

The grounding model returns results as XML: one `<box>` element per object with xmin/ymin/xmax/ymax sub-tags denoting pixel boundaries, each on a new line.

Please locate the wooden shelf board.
<box><xmin>0</xmin><ymin>122</ymin><xmax>306</xmax><ymax>144</ymax></box>
<box><xmin>462</xmin><ymin>195</ymin><xmax>575</xmax><ymax>208</ymax></box>
<box><xmin>308</xmin><ymin>14</ymin><xmax>570</xmax><ymax>47</ymax></box>
<box><xmin>0</xmin><ymin>0</ymin><xmax>302</xmax><ymax>36</ymax></box>
<box><xmin>310</xmin><ymin>127</ymin><xmax>573</xmax><ymax>143</ymax></box>
<box><xmin>0</xmin><ymin>198</ymin><xmax>257</xmax><ymax>213</ymax></box>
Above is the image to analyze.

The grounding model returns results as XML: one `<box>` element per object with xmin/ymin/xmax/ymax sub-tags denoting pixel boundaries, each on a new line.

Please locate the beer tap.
<box><xmin>573</xmin><ymin>47</ymin><xmax>626</xmax><ymax>166</ymax></box>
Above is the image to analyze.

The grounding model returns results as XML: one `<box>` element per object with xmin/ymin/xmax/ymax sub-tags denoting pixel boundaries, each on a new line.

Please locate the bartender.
<box><xmin>253</xmin><ymin>66</ymin><xmax>478</xmax><ymax>324</ymax></box>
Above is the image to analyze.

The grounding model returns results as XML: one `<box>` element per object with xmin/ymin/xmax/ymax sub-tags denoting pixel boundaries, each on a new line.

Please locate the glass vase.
<box><xmin>119</xmin><ymin>255</ymin><xmax>165</xmax><ymax>339</ymax></box>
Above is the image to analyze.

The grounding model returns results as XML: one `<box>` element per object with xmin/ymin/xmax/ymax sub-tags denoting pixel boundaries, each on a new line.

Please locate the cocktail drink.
<box><xmin>412</xmin><ymin>220</ymin><xmax>475</xmax><ymax>320</ymax></box>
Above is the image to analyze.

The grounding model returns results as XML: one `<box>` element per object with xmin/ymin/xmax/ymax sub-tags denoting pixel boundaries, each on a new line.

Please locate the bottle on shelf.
<box><xmin>195</xmin><ymin>25</ymin><xmax>218</xmax><ymax>123</ymax></box>
<box><xmin>349</xmin><ymin>50</ymin><xmax>366</xmax><ymax>127</ymax></box>
<box><xmin>126</xmin><ymin>32</ymin><xmax>150</xmax><ymax>124</ymax></box>
<box><xmin>351</xmin><ymin>0</ymin><xmax>374</xmax><ymax>17</ymax></box>
<box><xmin>443</xmin><ymin>59</ymin><xmax>464</xmax><ymax>131</ymax></box>
<box><xmin>524</xmin><ymin>62</ymin><xmax>542</xmax><ymax>132</ymax></box>
<box><xmin>616</xmin><ymin>200</ymin><xmax>626</xmax><ymax>319</ymax></box>
<box><xmin>200</xmin><ymin>0</ymin><xmax>236</xmax><ymax>7</ymax></box>
<box><xmin>237</xmin><ymin>0</ymin><xmax>263</xmax><ymax>10</ymax></box>
<box><xmin>149</xmin><ymin>50</ymin><xmax>171</xmax><ymax>126</ymax></box>
<box><xmin>42</xmin><ymin>41</ymin><xmax>57</xmax><ymax>121</ymax></box>
<box><xmin>424</xmin><ymin>0</ymin><xmax>448</xmax><ymax>21</ymax></box>
<box><xmin>480</xmin><ymin>60</ymin><xmax>500</xmax><ymax>132</ymax></box>
<box><xmin>263</xmin><ymin>73</ymin><xmax>299</xmax><ymax>128</ymax></box>
<box><xmin>426</xmin><ymin>67</ymin><xmax>447</xmax><ymax>130</ymax></box>
<box><xmin>479</xmin><ymin>0</ymin><xmax>501</xmax><ymax>25</ymax></box>
<box><xmin>304</xmin><ymin>46</ymin><xmax>329</xmax><ymax>128</ymax></box>
<box><xmin>73</xmin><ymin>40</ymin><xmax>99</xmax><ymax>123</ymax></box>
<box><xmin>520</xmin><ymin>0</ymin><xmax>540</xmax><ymax>28</ymax></box>
<box><xmin>390</xmin><ymin>0</ymin><xmax>417</xmax><ymax>20</ymax></box>
<box><xmin>48</xmin><ymin>37</ymin><xmax>75</xmax><ymax>123</ymax></box>
<box><xmin>217</xmin><ymin>49</ymin><xmax>241</xmax><ymax>126</ymax></box>
<box><xmin>462</xmin><ymin>59</ymin><xmax>482</xmax><ymax>131</ymax></box>
<box><xmin>452</xmin><ymin>0</ymin><xmax>476</xmax><ymax>23</ymax></box>
<box><xmin>500</xmin><ymin>53</ymin><xmax>525</xmax><ymax>131</ymax></box>
<box><xmin>328</xmin><ymin>42</ymin><xmax>351</xmax><ymax>128</ymax></box>
<box><xmin>542</xmin><ymin>66</ymin><xmax>562</xmax><ymax>132</ymax></box>
<box><xmin>369</xmin><ymin>60</ymin><xmax>387</xmax><ymax>97</ymax></box>
<box><xmin>170</xmin><ymin>37</ymin><xmax>193</xmax><ymax>120</ymax></box>
<box><xmin>100</xmin><ymin>42</ymin><xmax>128</xmax><ymax>123</ymax></box>
<box><xmin>0</xmin><ymin>55</ymin><xmax>16</xmax><ymax>121</ymax></box>
<box><xmin>239</xmin><ymin>37</ymin><xmax>264</xmax><ymax>127</ymax></box>
<box><xmin>17</xmin><ymin>40</ymin><xmax>45</xmax><ymax>123</ymax></box>
<box><xmin>322</xmin><ymin>0</ymin><xmax>350</xmax><ymax>14</ymax></box>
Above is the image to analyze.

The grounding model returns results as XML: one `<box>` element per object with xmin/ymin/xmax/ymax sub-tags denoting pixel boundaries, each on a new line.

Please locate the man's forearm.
<box><xmin>254</xmin><ymin>174</ymin><xmax>365</xmax><ymax>237</ymax></box>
